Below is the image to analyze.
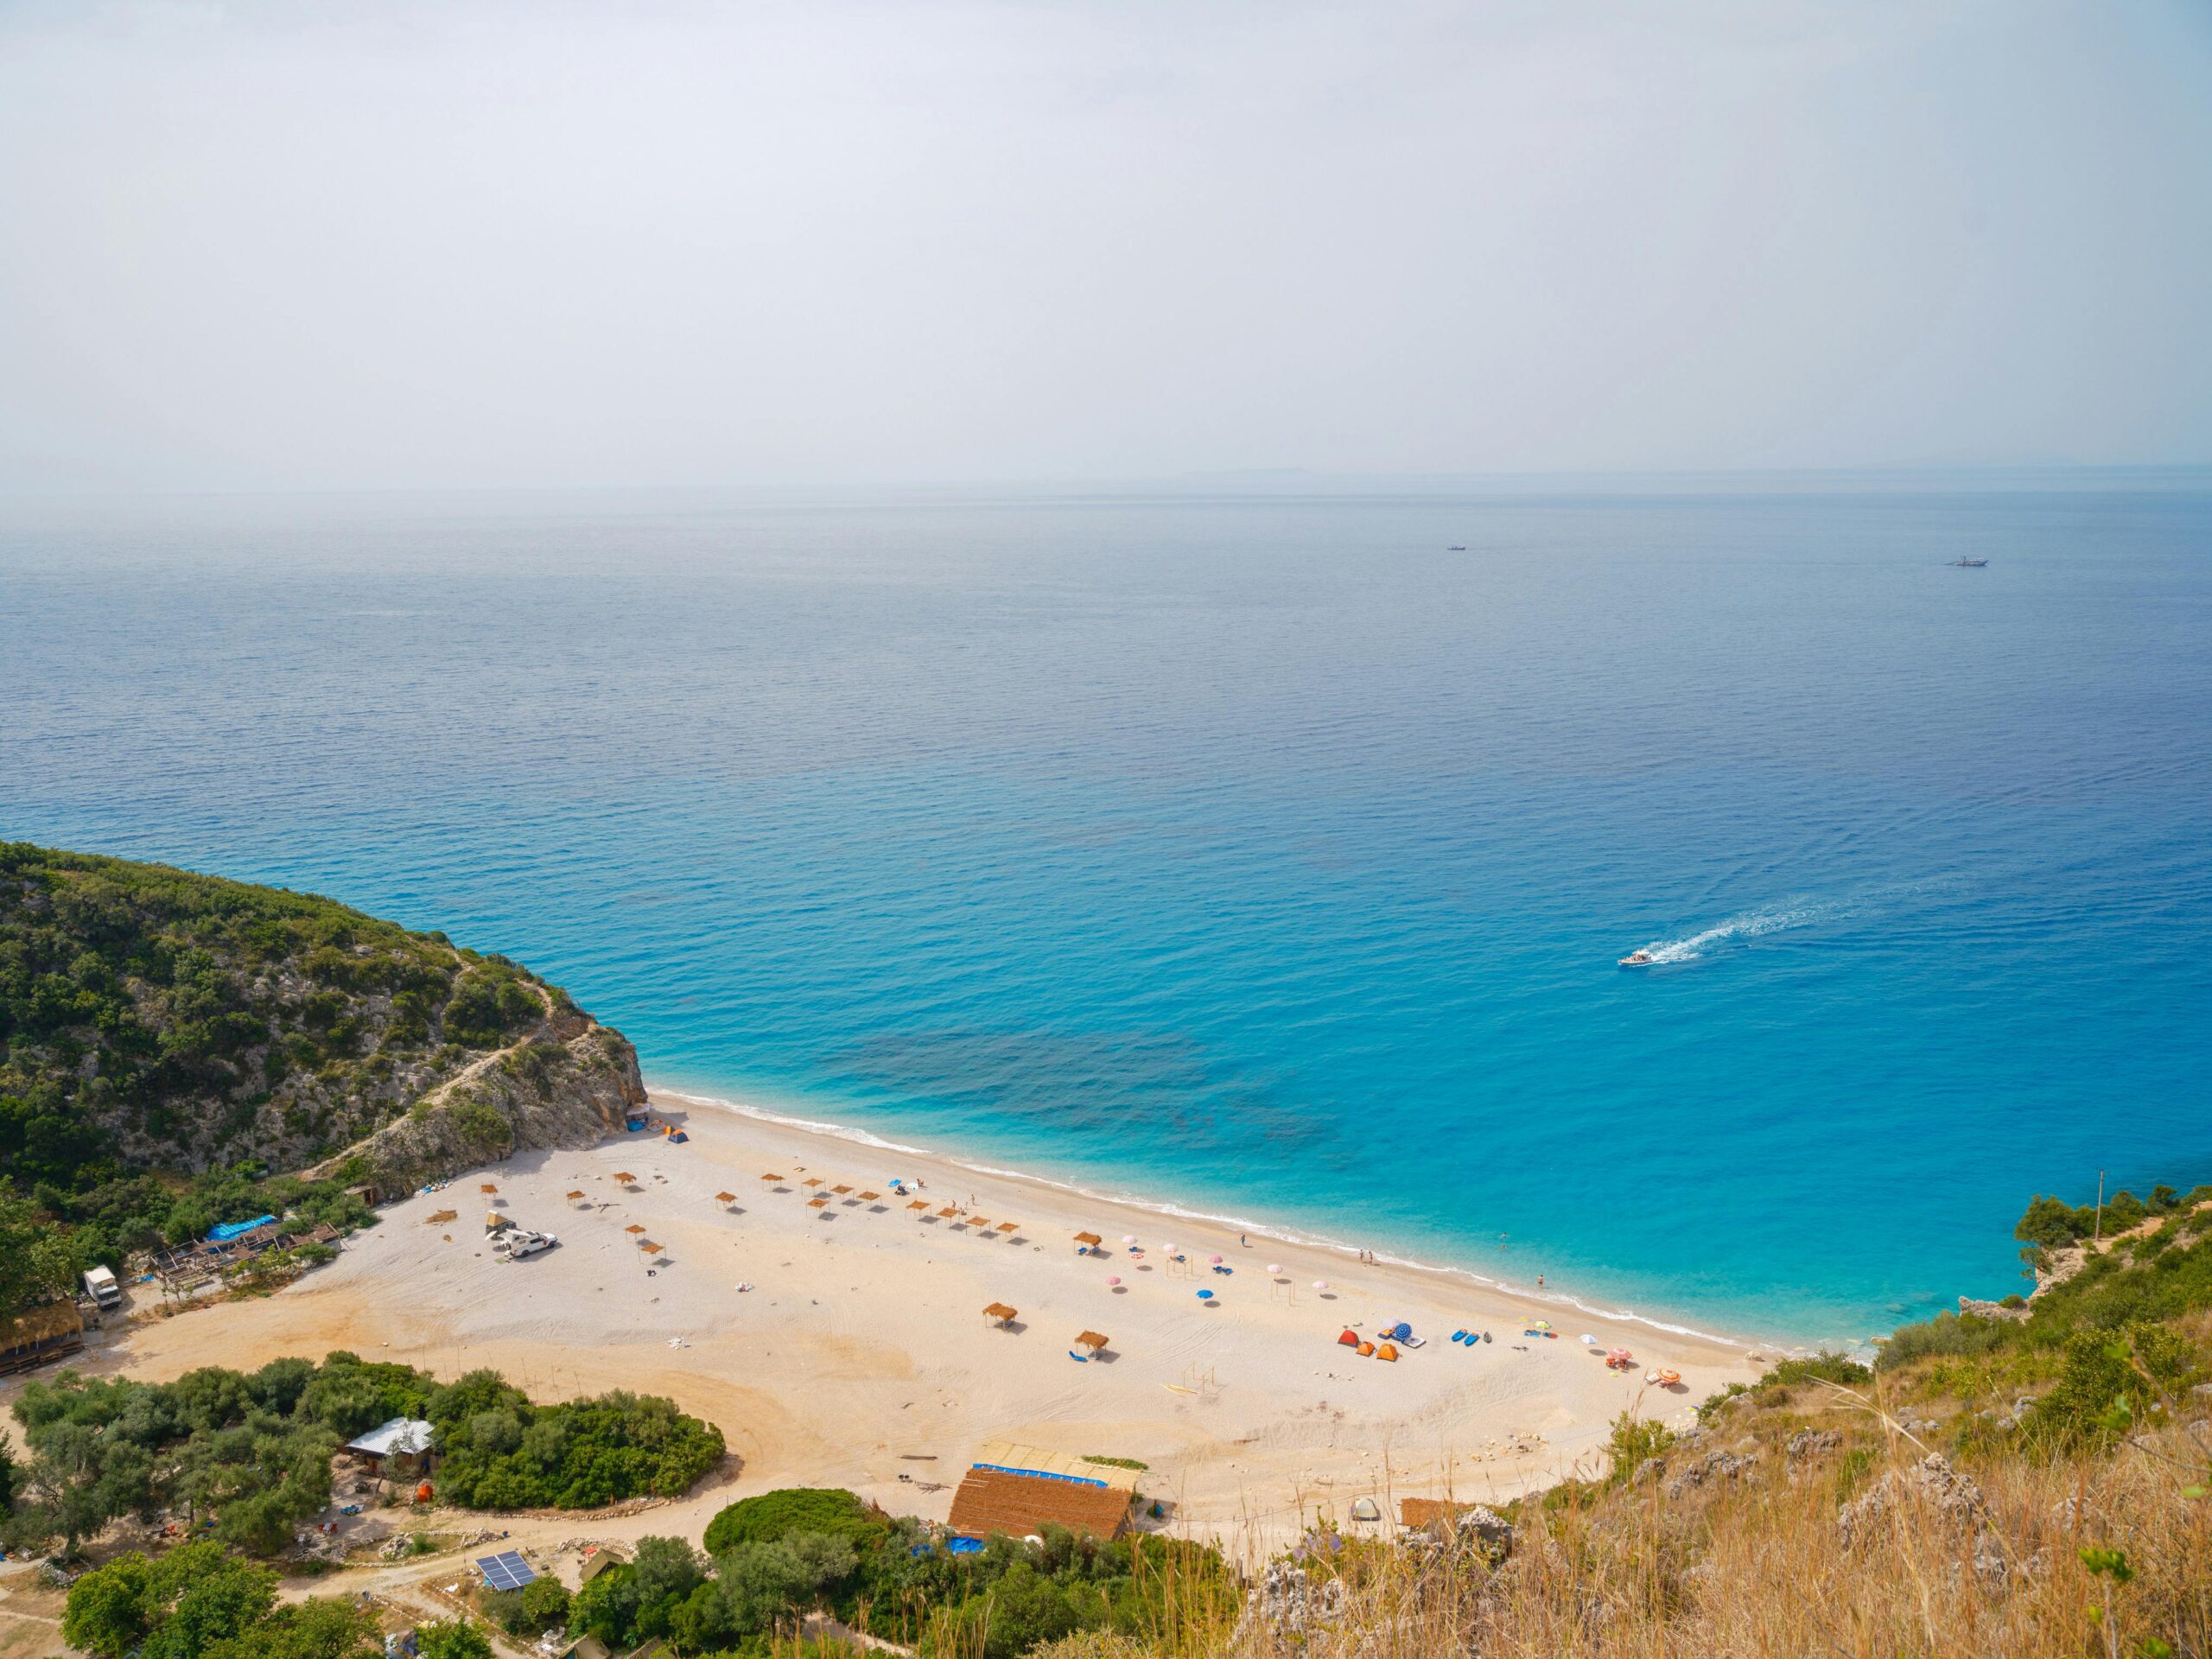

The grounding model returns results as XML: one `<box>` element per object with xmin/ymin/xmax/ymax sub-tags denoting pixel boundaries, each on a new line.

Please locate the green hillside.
<box><xmin>0</xmin><ymin>842</ymin><xmax>645</xmax><ymax>1313</ymax></box>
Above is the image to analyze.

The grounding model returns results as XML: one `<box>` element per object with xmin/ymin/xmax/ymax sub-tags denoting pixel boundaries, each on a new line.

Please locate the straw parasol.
<box><xmin>938</xmin><ymin>1206</ymin><xmax>960</xmax><ymax>1218</ymax></box>
<box><xmin>566</xmin><ymin>1191</ymin><xmax>588</xmax><ymax>1204</ymax></box>
<box><xmin>982</xmin><ymin>1302</ymin><xmax>1017</xmax><ymax>1327</ymax></box>
<box><xmin>803</xmin><ymin>1178</ymin><xmax>824</xmax><ymax>1189</ymax></box>
<box><xmin>715</xmin><ymin>1192</ymin><xmax>737</xmax><ymax>1206</ymax></box>
<box><xmin>625</xmin><ymin>1224</ymin><xmax>646</xmax><ymax>1236</ymax></box>
<box><xmin>808</xmin><ymin>1196</ymin><xmax>830</xmax><ymax>1208</ymax></box>
<box><xmin>1074</xmin><ymin>1231</ymin><xmax>1103</xmax><ymax>1248</ymax></box>
<box><xmin>968</xmin><ymin>1217</ymin><xmax>990</xmax><ymax>1231</ymax></box>
<box><xmin>1074</xmin><ymin>1331</ymin><xmax>1109</xmax><ymax>1353</ymax></box>
<box><xmin>640</xmin><ymin>1242</ymin><xmax>664</xmax><ymax>1256</ymax></box>
<box><xmin>759</xmin><ymin>1173</ymin><xmax>783</xmax><ymax>1187</ymax></box>
<box><xmin>614</xmin><ymin>1172</ymin><xmax>636</xmax><ymax>1183</ymax></box>
<box><xmin>479</xmin><ymin>1183</ymin><xmax>499</xmax><ymax>1194</ymax></box>
<box><xmin>857</xmin><ymin>1191</ymin><xmax>880</xmax><ymax>1202</ymax></box>
<box><xmin>907</xmin><ymin>1199</ymin><xmax>930</xmax><ymax>1211</ymax></box>
<box><xmin>995</xmin><ymin>1222</ymin><xmax>1018</xmax><ymax>1234</ymax></box>
<box><xmin>831</xmin><ymin>1184</ymin><xmax>854</xmax><ymax>1196</ymax></box>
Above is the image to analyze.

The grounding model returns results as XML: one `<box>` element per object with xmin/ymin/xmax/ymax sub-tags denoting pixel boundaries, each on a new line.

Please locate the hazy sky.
<box><xmin>3</xmin><ymin>0</ymin><xmax>2208</xmax><ymax>491</ymax></box>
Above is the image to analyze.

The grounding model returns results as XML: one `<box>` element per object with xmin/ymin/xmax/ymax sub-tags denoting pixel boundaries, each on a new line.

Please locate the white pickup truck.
<box><xmin>492</xmin><ymin>1229</ymin><xmax>558</xmax><ymax>1260</ymax></box>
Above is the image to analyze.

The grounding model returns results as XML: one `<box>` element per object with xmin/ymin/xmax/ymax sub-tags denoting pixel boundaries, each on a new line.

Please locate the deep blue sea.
<box><xmin>5</xmin><ymin>483</ymin><xmax>2209</xmax><ymax>1346</ymax></box>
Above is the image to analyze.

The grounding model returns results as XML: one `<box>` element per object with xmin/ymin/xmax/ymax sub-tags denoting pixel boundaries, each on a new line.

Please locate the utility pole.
<box><xmin>2094</xmin><ymin>1168</ymin><xmax>2106</xmax><ymax>1248</ymax></box>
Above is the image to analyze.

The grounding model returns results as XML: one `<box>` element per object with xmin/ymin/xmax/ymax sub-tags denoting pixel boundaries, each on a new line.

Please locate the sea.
<box><xmin>4</xmin><ymin>479</ymin><xmax>2209</xmax><ymax>1349</ymax></box>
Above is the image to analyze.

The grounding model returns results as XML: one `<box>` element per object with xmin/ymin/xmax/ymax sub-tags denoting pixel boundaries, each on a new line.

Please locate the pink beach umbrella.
<box><xmin>1161</xmin><ymin>1242</ymin><xmax>1176</xmax><ymax>1255</ymax></box>
<box><xmin>1207</xmin><ymin>1254</ymin><xmax>1224</xmax><ymax>1265</ymax></box>
<box><xmin>1313</xmin><ymin>1280</ymin><xmax>1330</xmax><ymax>1292</ymax></box>
<box><xmin>1122</xmin><ymin>1234</ymin><xmax>1138</xmax><ymax>1244</ymax></box>
<box><xmin>1106</xmin><ymin>1275</ymin><xmax>1122</xmax><ymax>1286</ymax></box>
<box><xmin>1267</xmin><ymin>1263</ymin><xmax>1283</xmax><ymax>1275</ymax></box>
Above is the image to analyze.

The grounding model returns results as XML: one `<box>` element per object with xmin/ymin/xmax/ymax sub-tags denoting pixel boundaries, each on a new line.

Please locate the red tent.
<box><xmin>1337</xmin><ymin>1329</ymin><xmax>1360</xmax><ymax>1347</ymax></box>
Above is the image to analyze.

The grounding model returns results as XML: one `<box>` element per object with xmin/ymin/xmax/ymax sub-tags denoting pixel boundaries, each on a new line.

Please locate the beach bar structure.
<box><xmin>0</xmin><ymin>1301</ymin><xmax>86</xmax><ymax>1376</ymax></box>
<box><xmin>946</xmin><ymin>1442</ymin><xmax>1138</xmax><ymax>1543</ymax></box>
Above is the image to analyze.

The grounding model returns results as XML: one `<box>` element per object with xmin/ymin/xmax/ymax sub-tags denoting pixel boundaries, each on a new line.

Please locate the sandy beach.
<box><xmin>100</xmin><ymin>1092</ymin><xmax>1764</xmax><ymax>1552</ymax></box>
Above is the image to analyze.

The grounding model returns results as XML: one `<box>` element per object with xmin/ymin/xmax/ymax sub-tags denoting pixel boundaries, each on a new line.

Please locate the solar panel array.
<box><xmin>477</xmin><ymin>1550</ymin><xmax>537</xmax><ymax>1591</ymax></box>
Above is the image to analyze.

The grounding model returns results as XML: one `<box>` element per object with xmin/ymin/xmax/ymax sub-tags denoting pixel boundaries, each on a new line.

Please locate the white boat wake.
<box><xmin>1636</xmin><ymin>900</ymin><xmax>1835</xmax><ymax>964</ymax></box>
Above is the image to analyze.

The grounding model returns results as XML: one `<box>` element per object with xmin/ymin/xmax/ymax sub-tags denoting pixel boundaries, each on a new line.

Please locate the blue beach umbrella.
<box><xmin>1196</xmin><ymin>1289</ymin><xmax>1214</xmax><ymax>1300</ymax></box>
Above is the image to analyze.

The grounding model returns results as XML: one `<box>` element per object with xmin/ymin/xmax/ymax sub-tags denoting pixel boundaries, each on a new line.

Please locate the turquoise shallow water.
<box><xmin>3</xmin><ymin>484</ymin><xmax>2209</xmax><ymax>1344</ymax></box>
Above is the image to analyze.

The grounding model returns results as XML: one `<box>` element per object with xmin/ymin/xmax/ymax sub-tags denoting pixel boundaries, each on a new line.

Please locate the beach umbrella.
<box><xmin>1313</xmin><ymin>1280</ymin><xmax>1330</xmax><ymax>1292</ymax></box>
<box><xmin>1106</xmin><ymin>1275</ymin><xmax>1122</xmax><ymax>1287</ymax></box>
<box><xmin>1160</xmin><ymin>1242</ymin><xmax>1175</xmax><ymax>1254</ymax></box>
<box><xmin>1267</xmin><ymin>1263</ymin><xmax>1282</xmax><ymax>1275</ymax></box>
<box><xmin>1207</xmin><ymin>1254</ymin><xmax>1224</xmax><ymax>1265</ymax></box>
<box><xmin>1122</xmin><ymin>1234</ymin><xmax>1138</xmax><ymax>1245</ymax></box>
<box><xmin>1580</xmin><ymin>1334</ymin><xmax>1597</xmax><ymax>1345</ymax></box>
<box><xmin>625</xmin><ymin>1224</ymin><xmax>645</xmax><ymax>1235</ymax></box>
<box><xmin>1532</xmin><ymin>1320</ymin><xmax>1553</xmax><ymax>1331</ymax></box>
<box><xmin>1196</xmin><ymin>1289</ymin><xmax>1214</xmax><ymax>1300</ymax></box>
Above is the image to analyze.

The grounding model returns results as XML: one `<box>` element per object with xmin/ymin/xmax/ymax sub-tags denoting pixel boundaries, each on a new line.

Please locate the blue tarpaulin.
<box><xmin>207</xmin><ymin>1215</ymin><xmax>275</xmax><ymax>1242</ymax></box>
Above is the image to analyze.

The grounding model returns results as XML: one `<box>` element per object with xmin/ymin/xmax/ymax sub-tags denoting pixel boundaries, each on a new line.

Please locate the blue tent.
<box><xmin>208</xmin><ymin>1215</ymin><xmax>276</xmax><ymax>1243</ymax></box>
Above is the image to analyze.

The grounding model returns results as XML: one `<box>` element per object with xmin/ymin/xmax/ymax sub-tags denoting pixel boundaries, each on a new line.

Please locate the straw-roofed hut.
<box><xmin>982</xmin><ymin>1302</ymin><xmax>1017</xmax><ymax>1326</ymax></box>
<box><xmin>1074</xmin><ymin>1330</ymin><xmax>1109</xmax><ymax>1353</ymax></box>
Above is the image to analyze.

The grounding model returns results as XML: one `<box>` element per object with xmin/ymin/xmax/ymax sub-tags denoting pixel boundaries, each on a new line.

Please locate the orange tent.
<box><xmin>1376</xmin><ymin>1343</ymin><xmax>1399</xmax><ymax>1362</ymax></box>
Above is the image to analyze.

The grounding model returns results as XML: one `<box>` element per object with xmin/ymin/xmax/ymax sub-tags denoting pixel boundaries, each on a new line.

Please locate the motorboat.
<box><xmin>1950</xmin><ymin>557</ymin><xmax>1988</xmax><ymax>568</ymax></box>
<box><xmin>1618</xmin><ymin>950</ymin><xmax>1656</xmax><ymax>968</ymax></box>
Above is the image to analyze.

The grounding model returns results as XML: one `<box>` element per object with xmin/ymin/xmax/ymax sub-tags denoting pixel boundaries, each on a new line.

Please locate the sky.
<box><xmin>1</xmin><ymin>0</ymin><xmax>2208</xmax><ymax>493</ymax></box>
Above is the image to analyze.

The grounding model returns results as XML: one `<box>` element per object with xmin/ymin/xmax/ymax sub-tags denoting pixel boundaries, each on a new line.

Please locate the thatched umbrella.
<box><xmin>831</xmin><ymin>1184</ymin><xmax>854</xmax><ymax>1196</ymax></box>
<box><xmin>995</xmin><ymin>1222</ymin><xmax>1019</xmax><ymax>1236</ymax></box>
<box><xmin>807</xmin><ymin>1196</ymin><xmax>830</xmax><ymax>1209</ymax></box>
<box><xmin>1074</xmin><ymin>1331</ymin><xmax>1109</xmax><ymax>1354</ymax></box>
<box><xmin>566</xmin><ymin>1191</ymin><xmax>588</xmax><ymax>1208</ymax></box>
<box><xmin>982</xmin><ymin>1302</ymin><xmax>1017</xmax><ymax>1327</ymax></box>
<box><xmin>625</xmin><ymin>1223</ymin><xmax>646</xmax><ymax>1236</ymax></box>
<box><xmin>759</xmin><ymin>1173</ymin><xmax>784</xmax><ymax>1189</ymax></box>
<box><xmin>907</xmin><ymin>1199</ymin><xmax>930</xmax><ymax>1212</ymax></box>
<box><xmin>715</xmin><ymin>1192</ymin><xmax>738</xmax><ymax>1209</ymax></box>
<box><xmin>857</xmin><ymin>1191</ymin><xmax>880</xmax><ymax>1203</ymax></box>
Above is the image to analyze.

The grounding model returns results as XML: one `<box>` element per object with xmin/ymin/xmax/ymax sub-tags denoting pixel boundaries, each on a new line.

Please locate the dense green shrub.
<box><xmin>703</xmin><ymin>1487</ymin><xmax>887</xmax><ymax>1554</ymax></box>
<box><xmin>428</xmin><ymin>1370</ymin><xmax>725</xmax><ymax>1510</ymax></box>
<box><xmin>61</xmin><ymin>1540</ymin><xmax>382</xmax><ymax>1659</ymax></box>
<box><xmin>4</xmin><ymin>1354</ymin><xmax>719</xmax><ymax>1553</ymax></box>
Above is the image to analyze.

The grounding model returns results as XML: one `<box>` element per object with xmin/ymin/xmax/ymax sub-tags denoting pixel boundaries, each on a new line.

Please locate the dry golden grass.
<box><xmin>1015</xmin><ymin>1381</ymin><xmax>2212</xmax><ymax>1659</ymax></box>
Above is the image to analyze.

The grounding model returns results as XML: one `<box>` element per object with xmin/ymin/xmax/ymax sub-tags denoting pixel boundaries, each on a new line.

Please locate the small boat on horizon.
<box><xmin>1950</xmin><ymin>557</ymin><xmax>1988</xmax><ymax>568</ymax></box>
<box><xmin>1618</xmin><ymin>950</ymin><xmax>1656</xmax><ymax>968</ymax></box>
<box><xmin>1447</xmin><ymin>543</ymin><xmax>1467</xmax><ymax>551</ymax></box>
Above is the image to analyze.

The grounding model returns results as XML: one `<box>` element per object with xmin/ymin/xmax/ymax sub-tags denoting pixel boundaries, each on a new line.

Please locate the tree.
<box><xmin>206</xmin><ymin>1599</ymin><xmax>380</xmax><ymax>1659</ymax></box>
<box><xmin>62</xmin><ymin>1543</ymin><xmax>276</xmax><ymax>1659</ymax></box>
<box><xmin>413</xmin><ymin>1620</ymin><xmax>493</xmax><ymax>1659</ymax></box>
<box><xmin>518</xmin><ymin>1578</ymin><xmax>571</xmax><ymax>1634</ymax></box>
<box><xmin>0</xmin><ymin>1178</ymin><xmax>80</xmax><ymax>1319</ymax></box>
